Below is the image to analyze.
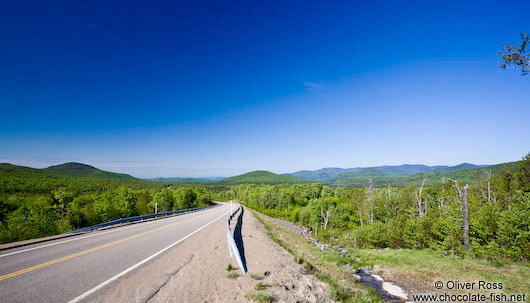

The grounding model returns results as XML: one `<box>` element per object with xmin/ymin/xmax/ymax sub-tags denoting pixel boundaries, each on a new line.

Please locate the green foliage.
<box><xmin>499</xmin><ymin>32</ymin><xmax>529</xmax><ymax>75</ymax></box>
<box><xmin>227</xmin><ymin>263</ymin><xmax>233</xmax><ymax>271</ymax></box>
<box><xmin>217</xmin><ymin>154</ymin><xmax>530</xmax><ymax>261</ymax></box>
<box><xmin>0</xmin><ymin>163</ymin><xmax>165</xmax><ymax>194</ymax></box>
<box><xmin>218</xmin><ymin>170</ymin><xmax>309</xmax><ymax>185</ymax></box>
<box><xmin>329</xmin><ymin>285</ymin><xmax>349</xmax><ymax>302</ymax></box>
<box><xmin>246</xmin><ymin>291</ymin><xmax>272</xmax><ymax>303</ymax></box>
<box><xmin>45</xmin><ymin>162</ymin><xmax>136</xmax><ymax>180</ymax></box>
<box><xmin>0</xmin><ymin>164</ymin><xmax>217</xmax><ymax>244</ymax></box>
<box><xmin>330</xmin><ymin>162</ymin><xmax>517</xmax><ymax>187</ymax></box>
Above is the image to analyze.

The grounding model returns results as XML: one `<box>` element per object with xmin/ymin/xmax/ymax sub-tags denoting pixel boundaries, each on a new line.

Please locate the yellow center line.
<box><xmin>0</xmin><ymin>209</ymin><xmax>217</xmax><ymax>281</ymax></box>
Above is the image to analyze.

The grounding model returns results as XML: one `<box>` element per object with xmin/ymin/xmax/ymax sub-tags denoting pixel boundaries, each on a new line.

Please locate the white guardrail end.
<box><xmin>226</xmin><ymin>204</ymin><xmax>246</xmax><ymax>275</ymax></box>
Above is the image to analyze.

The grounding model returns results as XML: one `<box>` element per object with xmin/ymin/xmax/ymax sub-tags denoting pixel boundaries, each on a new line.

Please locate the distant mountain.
<box><xmin>289</xmin><ymin>163</ymin><xmax>489</xmax><ymax>181</ymax></box>
<box><xmin>44</xmin><ymin>162</ymin><xmax>137</xmax><ymax>180</ymax></box>
<box><xmin>327</xmin><ymin>162</ymin><xmax>516</xmax><ymax>187</ymax></box>
<box><xmin>146</xmin><ymin>177</ymin><xmax>224</xmax><ymax>183</ymax></box>
<box><xmin>288</xmin><ymin>167</ymin><xmax>360</xmax><ymax>181</ymax></box>
<box><xmin>0</xmin><ymin>162</ymin><xmax>163</xmax><ymax>195</ymax></box>
<box><xmin>218</xmin><ymin>170</ymin><xmax>310</xmax><ymax>185</ymax></box>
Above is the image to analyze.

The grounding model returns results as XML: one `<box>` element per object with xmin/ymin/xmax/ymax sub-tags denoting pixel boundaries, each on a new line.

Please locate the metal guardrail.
<box><xmin>227</xmin><ymin>205</ymin><xmax>246</xmax><ymax>275</ymax></box>
<box><xmin>69</xmin><ymin>205</ymin><xmax>212</xmax><ymax>234</ymax></box>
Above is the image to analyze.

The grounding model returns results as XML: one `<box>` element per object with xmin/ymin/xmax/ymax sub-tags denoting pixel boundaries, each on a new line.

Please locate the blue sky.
<box><xmin>1</xmin><ymin>0</ymin><xmax>529</xmax><ymax>178</ymax></box>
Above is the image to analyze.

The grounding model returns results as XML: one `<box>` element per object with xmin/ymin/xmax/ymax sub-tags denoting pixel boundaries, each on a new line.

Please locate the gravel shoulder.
<box><xmin>96</xmin><ymin>205</ymin><xmax>331</xmax><ymax>303</ymax></box>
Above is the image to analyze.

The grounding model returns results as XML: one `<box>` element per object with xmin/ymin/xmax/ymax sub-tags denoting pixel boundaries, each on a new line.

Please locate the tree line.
<box><xmin>0</xmin><ymin>185</ymin><xmax>213</xmax><ymax>244</ymax></box>
<box><xmin>214</xmin><ymin>153</ymin><xmax>530</xmax><ymax>262</ymax></box>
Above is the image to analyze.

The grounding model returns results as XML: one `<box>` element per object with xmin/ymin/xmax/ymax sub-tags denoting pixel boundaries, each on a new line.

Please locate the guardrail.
<box><xmin>227</xmin><ymin>205</ymin><xmax>246</xmax><ymax>275</ymax></box>
<box><xmin>70</xmin><ymin>205</ymin><xmax>213</xmax><ymax>234</ymax></box>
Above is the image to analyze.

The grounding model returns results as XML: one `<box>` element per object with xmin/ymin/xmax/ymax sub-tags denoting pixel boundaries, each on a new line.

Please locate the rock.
<box><xmin>382</xmin><ymin>281</ymin><xmax>408</xmax><ymax>300</ymax></box>
<box><xmin>351</xmin><ymin>274</ymin><xmax>361</xmax><ymax>282</ymax></box>
<box><xmin>352</xmin><ymin>257</ymin><xmax>361</xmax><ymax>263</ymax></box>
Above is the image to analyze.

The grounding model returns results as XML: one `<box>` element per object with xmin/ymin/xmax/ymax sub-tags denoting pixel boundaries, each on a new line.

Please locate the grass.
<box><xmin>253</xmin><ymin>210</ymin><xmax>530</xmax><ymax>301</ymax></box>
<box><xmin>255</xmin><ymin>282</ymin><xmax>266</xmax><ymax>290</ymax></box>
<box><xmin>226</xmin><ymin>272</ymin><xmax>238</xmax><ymax>279</ymax></box>
<box><xmin>253</xmin><ymin>211</ymin><xmax>382</xmax><ymax>303</ymax></box>
<box><xmin>246</xmin><ymin>290</ymin><xmax>273</xmax><ymax>303</ymax></box>
<box><xmin>349</xmin><ymin>248</ymin><xmax>530</xmax><ymax>295</ymax></box>
<box><xmin>294</xmin><ymin>255</ymin><xmax>304</xmax><ymax>264</ymax></box>
<box><xmin>250</xmin><ymin>272</ymin><xmax>263</xmax><ymax>280</ymax></box>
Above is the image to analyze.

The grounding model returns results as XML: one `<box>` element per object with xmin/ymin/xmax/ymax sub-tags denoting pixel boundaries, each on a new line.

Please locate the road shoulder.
<box><xmin>119</xmin><ymin>206</ymin><xmax>332</xmax><ymax>303</ymax></box>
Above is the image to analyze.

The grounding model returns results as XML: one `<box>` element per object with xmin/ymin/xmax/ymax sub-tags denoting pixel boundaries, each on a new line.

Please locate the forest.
<box><xmin>215</xmin><ymin>153</ymin><xmax>530</xmax><ymax>262</ymax></box>
<box><xmin>0</xmin><ymin>164</ymin><xmax>222</xmax><ymax>243</ymax></box>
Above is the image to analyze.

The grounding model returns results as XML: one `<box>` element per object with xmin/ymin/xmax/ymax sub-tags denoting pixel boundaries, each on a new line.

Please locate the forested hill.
<box><xmin>288</xmin><ymin>163</ymin><xmax>488</xmax><ymax>180</ymax></box>
<box><xmin>217</xmin><ymin>170</ymin><xmax>309</xmax><ymax>185</ymax></box>
<box><xmin>0</xmin><ymin>163</ymin><xmax>162</xmax><ymax>194</ymax></box>
<box><xmin>45</xmin><ymin>162</ymin><xmax>136</xmax><ymax>180</ymax></box>
<box><xmin>214</xmin><ymin>162</ymin><xmax>516</xmax><ymax>187</ymax></box>
<box><xmin>146</xmin><ymin>177</ymin><xmax>222</xmax><ymax>184</ymax></box>
<box><xmin>329</xmin><ymin>162</ymin><xmax>519</xmax><ymax>187</ymax></box>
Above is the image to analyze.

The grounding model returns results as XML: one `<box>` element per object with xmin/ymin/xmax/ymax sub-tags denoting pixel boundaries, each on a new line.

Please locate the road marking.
<box><xmin>68</xmin><ymin>210</ymin><xmax>230</xmax><ymax>303</ymax></box>
<box><xmin>0</xmin><ymin>205</ymin><xmax>220</xmax><ymax>258</ymax></box>
<box><xmin>0</xmin><ymin>208</ymin><xmax>223</xmax><ymax>281</ymax></box>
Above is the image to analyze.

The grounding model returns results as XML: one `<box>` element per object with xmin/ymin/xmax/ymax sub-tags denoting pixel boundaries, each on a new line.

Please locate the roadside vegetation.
<box><xmin>254</xmin><ymin>211</ymin><xmax>383</xmax><ymax>303</ymax></box>
<box><xmin>246</xmin><ymin>290</ymin><xmax>273</xmax><ymax>303</ymax></box>
<box><xmin>0</xmin><ymin>163</ymin><xmax>224</xmax><ymax>244</ymax></box>
<box><xmin>215</xmin><ymin>153</ymin><xmax>530</xmax><ymax>263</ymax></box>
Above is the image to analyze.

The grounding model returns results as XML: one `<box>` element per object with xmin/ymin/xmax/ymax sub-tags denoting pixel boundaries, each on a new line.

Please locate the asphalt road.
<box><xmin>0</xmin><ymin>202</ymin><xmax>233</xmax><ymax>303</ymax></box>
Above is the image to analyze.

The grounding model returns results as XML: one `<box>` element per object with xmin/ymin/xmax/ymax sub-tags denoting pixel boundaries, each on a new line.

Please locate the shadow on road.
<box><xmin>233</xmin><ymin>207</ymin><xmax>247</xmax><ymax>273</ymax></box>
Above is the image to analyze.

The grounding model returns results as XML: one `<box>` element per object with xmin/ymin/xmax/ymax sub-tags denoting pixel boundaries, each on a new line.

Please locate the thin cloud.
<box><xmin>71</xmin><ymin>18</ymin><xmax>115</xmax><ymax>38</ymax></box>
<box><xmin>304</xmin><ymin>82</ymin><xmax>324</xmax><ymax>90</ymax></box>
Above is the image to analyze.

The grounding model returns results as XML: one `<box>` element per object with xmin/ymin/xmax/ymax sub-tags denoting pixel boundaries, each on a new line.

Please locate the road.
<box><xmin>0</xmin><ymin>202</ymin><xmax>232</xmax><ymax>303</ymax></box>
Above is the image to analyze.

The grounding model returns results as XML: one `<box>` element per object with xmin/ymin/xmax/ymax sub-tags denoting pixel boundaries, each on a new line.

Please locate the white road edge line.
<box><xmin>67</xmin><ymin>209</ymin><xmax>230</xmax><ymax>303</ymax></box>
<box><xmin>0</xmin><ymin>206</ymin><xmax>218</xmax><ymax>258</ymax></box>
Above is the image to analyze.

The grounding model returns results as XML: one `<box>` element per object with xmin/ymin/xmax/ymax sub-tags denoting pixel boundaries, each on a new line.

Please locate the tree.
<box><xmin>415</xmin><ymin>178</ymin><xmax>426</xmax><ymax>218</ymax></box>
<box><xmin>499</xmin><ymin>33</ymin><xmax>529</xmax><ymax>75</ymax></box>
<box><xmin>174</xmin><ymin>187</ymin><xmax>196</xmax><ymax>209</ymax></box>
<box><xmin>136</xmin><ymin>192</ymin><xmax>152</xmax><ymax>215</ymax></box>
<box><xmin>517</xmin><ymin>152</ymin><xmax>530</xmax><ymax>191</ymax></box>
<box><xmin>366</xmin><ymin>179</ymin><xmax>374</xmax><ymax>224</ymax></box>
<box><xmin>150</xmin><ymin>189</ymin><xmax>174</xmax><ymax>212</ymax></box>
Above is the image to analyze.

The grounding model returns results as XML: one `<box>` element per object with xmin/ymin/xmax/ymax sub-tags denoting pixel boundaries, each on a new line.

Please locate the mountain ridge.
<box><xmin>0</xmin><ymin>162</ymin><xmax>137</xmax><ymax>180</ymax></box>
<box><xmin>217</xmin><ymin>170</ymin><xmax>309</xmax><ymax>185</ymax></box>
<box><xmin>287</xmin><ymin>163</ymin><xmax>489</xmax><ymax>180</ymax></box>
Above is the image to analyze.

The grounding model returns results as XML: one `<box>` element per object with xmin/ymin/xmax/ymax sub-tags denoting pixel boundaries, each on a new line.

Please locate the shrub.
<box><xmin>246</xmin><ymin>291</ymin><xmax>273</xmax><ymax>303</ymax></box>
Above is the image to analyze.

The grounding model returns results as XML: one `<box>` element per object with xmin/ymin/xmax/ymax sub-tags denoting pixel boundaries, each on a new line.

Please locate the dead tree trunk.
<box><xmin>463</xmin><ymin>184</ymin><xmax>470</xmax><ymax>251</ymax></box>
<box><xmin>356</xmin><ymin>198</ymin><xmax>363</xmax><ymax>226</ymax></box>
<box><xmin>367</xmin><ymin>179</ymin><xmax>374</xmax><ymax>224</ymax></box>
<box><xmin>440</xmin><ymin>176</ymin><xmax>446</xmax><ymax>208</ymax></box>
<box><xmin>415</xmin><ymin>178</ymin><xmax>426</xmax><ymax>217</ymax></box>
<box><xmin>321</xmin><ymin>205</ymin><xmax>331</xmax><ymax>230</ymax></box>
<box><xmin>486</xmin><ymin>170</ymin><xmax>492</xmax><ymax>202</ymax></box>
